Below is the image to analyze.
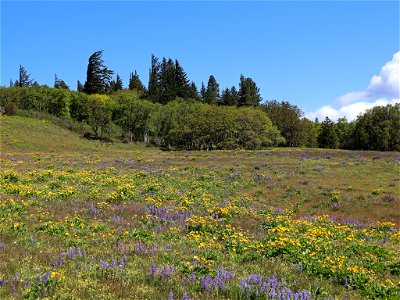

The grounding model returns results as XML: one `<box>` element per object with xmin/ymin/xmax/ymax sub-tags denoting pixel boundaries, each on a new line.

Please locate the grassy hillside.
<box><xmin>0</xmin><ymin>115</ymin><xmax>399</xmax><ymax>299</ymax></box>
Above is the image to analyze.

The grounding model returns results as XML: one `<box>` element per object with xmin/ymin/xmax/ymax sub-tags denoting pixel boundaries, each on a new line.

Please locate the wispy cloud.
<box><xmin>306</xmin><ymin>52</ymin><xmax>400</xmax><ymax>121</ymax></box>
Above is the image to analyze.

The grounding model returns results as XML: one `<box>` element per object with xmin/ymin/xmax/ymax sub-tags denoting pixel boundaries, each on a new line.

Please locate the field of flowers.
<box><xmin>0</xmin><ymin>116</ymin><xmax>399</xmax><ymax>299</ymax></box>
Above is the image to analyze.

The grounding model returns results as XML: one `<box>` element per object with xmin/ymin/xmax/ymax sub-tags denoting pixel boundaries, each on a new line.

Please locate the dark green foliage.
<box><xmin>148</xmin><ymin>54</ymin><xmax>161</xmax><ymax>102</ymax></box>
<box><xmin>159</xmin><ymin>58</ymin><xmax>177</xmax><ymax>104</ymax></box>
<box><xmin>15</xmin><ymin>65</ymin><xmax>33</xmax><ymax>87</ymax></box>
<box><xmin>129</xmin><ymin>70</ymin><xmax>145</xmax><ymax>95</ymax></box>
<box><xmin>54</xmin><ymin>75</ymin><xmax>69</xmax><ymax>90</ymax></box>
<box><xmin>110</xmin><ymin>74</ymin><xmax>123</xmax><ymax>92</ymax></box>
<box><xmin>221</xmin><ymin>86</ymin><xmax>239</xmax><ymax>106</ymax></box>
<box><xmin>351</xmin><ymin>104</ymin><xmax>400</xmax><ymax>151</ymax></box>
<box><xmin>188</xmin><ymin>81</ymin><xmax>200</xmax><ymax>101</ymax></box>
<box><xmin>335</xmin><ymin>117</ymin><xmax>353</xmax><ymax>149</ymax></box>
<box><xmin>204</xmin><ymin>75</ymin><xmax>220</xmax><ymax>105</ymax></box>
<box><xmin>84</xmin><ymin>50</ymin><xmax>114</xmax><ymax>94</ymax></box>
<box><xmin>147</xmin><ymin>55</ymin><xmax>193</xmax><ymax>103</ymax></box>
<box><xmin>77</xmin><ymin>80</ymin><xmax>84</xmax><ymax>92</ymax></box>
<box><xmin>238</xmin><ymin>75</ymin><xmax>262</xmax><ymax>106</ymax></box>
<box><xmin>200</xmin><ymin>82</ymin><xmax>207</xmax><ymax>102</ymax></box>
<box><xmin>318</xmin><ymin>117</ymin><xmax>339</xmax><ymax>149</ymax></box>
<box><xmin>175</xmin><ymin>60</ymin><xmax>191</xmax><ymax>99</ymax></box>
<box><xmin>262</xmin><ymin>100</ymin><xmax>309</xmax><ymax>147</ymax></box>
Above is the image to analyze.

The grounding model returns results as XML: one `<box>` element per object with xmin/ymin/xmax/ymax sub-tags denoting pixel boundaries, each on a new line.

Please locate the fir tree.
<box><xmin>148</xmin><ymin>54</ymin><xmax>161</xmax><ymax>102</ymax></box>
<box><xmin>54</xmin><ymin>74</ymin><xmax>69</xmax><ymax>90</ymax></box>
<box><xmin>84</xmin><ymin>50</ymin><xmax>114</xmax><ymax>94</ymax></box>
<box><xmin>188</xmin><ymin>81</ymin><xmax>200</xmax><ymax>100</ymax></box>
<box><xmin>200</xmin><ymin>82</ymin><xmax>207</xmax><ymax>102</ymax></box>
<box><xmin>159</xmin><ymin>58</ymin><xmax>177</xmax><ymax>104</ymax></box>
<box><xmin>175</xmin><ymin>59</ymin><xmax>190</xmax><ymax>98</ymax></box>
<box><xmin>221</xmin><ymin>86</ymin><xmax>239</xmax><ymax>106</ymax></box>
<box><xmin>110</xmin><ymin>74</ymin><xmax>123</xmax><ymax>92</ymax></box>
<box><xmin>17</xmin><ymin>65</ymin><xmax>33</xmax><ymax>87</ymax></box>
<box><xmin>238</xmin><ymin>75</ymin><xmax>262</xmax><ymax>106</ymax></box>
<box><xmin>129</xmin><ymin>70</ymin><xmax>145</xmax><ymax>94</ymax></box>
<box><xmin>77</xmin><ymin>80</ymin><xmax>84</xmax><ymax>92</ymax></box>
<box><xmin>205</xmin><ymin>75</ymin><xmax>220</xmax><ymax>105</ymax></box>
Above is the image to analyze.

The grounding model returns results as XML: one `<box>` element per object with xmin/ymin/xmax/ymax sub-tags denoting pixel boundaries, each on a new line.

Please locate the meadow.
<box><xmin>1</xmin><ymin>115</ymin><xmax>399</xmax><ymax>299</ymax></box>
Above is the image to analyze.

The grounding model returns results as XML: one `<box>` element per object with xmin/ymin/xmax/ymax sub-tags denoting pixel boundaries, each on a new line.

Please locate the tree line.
<box><xmin>2</xmin><ymin>51</ymin><xmax>399</xmax><ymax>151</ymax></box>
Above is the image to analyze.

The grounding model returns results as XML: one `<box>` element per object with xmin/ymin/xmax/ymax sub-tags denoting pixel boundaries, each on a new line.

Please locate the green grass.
<box><xmin>0</xmin><ymin>115</ymin><xmax>399</xmax><ymax>299</ymax></box>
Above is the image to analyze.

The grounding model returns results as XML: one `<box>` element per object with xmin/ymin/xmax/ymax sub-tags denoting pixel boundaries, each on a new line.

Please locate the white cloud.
<box><xmin>306</xmin><ymin>52</ymin><xmax>400</xmax><ymax>121</ymax></box>
<box><xmin>306</xmin><ymin>98</ymin><xmax>399</xmax><ymax>122</ymax></box>
<box><xmin>367</xmin><ymin>51</ymin><xmax>399</xmax><ymax>98</ymax></box>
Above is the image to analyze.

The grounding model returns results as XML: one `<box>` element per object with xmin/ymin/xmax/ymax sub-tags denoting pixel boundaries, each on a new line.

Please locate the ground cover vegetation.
<box><xmin>0</xmin><ymin>115</ymin><xmax>399</xmax><ymax>299</ymax></box>
<box><xmin>1</xmin><ymin>51</ymin><xmax>399</xmax><ymax>151</ymax></box>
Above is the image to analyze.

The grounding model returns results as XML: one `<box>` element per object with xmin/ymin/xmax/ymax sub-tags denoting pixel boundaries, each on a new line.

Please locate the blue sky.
<box><xmin>1</xmin><ymin>1</ymin><xmax>399</xmax><ymax>120</ymax></box>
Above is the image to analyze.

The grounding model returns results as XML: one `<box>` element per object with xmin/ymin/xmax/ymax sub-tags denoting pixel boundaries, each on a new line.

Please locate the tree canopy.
<box><xmin>84</xmin><ymin>50</ymin><xmax>114</xmax><ymax>94</ymax></box>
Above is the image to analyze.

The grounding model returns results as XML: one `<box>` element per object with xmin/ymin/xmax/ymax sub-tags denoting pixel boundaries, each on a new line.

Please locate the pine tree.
<box><xmin>221</xmin><ymin>86</ymin><xmax>239</xmax><ymax>106</ymax></box>
<box><xmin>110</xmin><ymin>74</ymin><xmax>123</xmax><ymax>92</ymax></box>
<box><xmin>148</xmin><ymin>54</ymin><xmax>161</xmax><ymax>102</ymax></box>
<box><xmin>200</xmin><ymin>82</ymin><xmax>207</xmax><ymax>102</ymax></box>
<box><xmin>54</xmin><ymin>74</ymin><xmax>69</xmax><ymax>90</ymax></box>
<box><xmin>205</xmin><ymin>75</ymin><xmax>220</xmax><ymax>105</ymax></box>
<box><xmin>17</xmin><ymin>65</ymin><xmax>32</xmax><ymax>87</ymax></box>
<box><xmin>84</xmin><ymin>50</ymin><xmax>114</xmax><ymax>94</ymax></box>
<box><xmin>77</xmin><ymin>80</ymin><xmax>84</xmax><ymax>92</ymax></box>
<box><xmin>175</xmin><ymin>59</ymin><xmax>190</xmax><ymax>98</ymax></box>
<box><xmin>238</xmin><ymin>75</ymin><xmax>262</xmax><ymax>106</ymax></box>
<box><xmin>188</xmin><ymin>81</ymin><xmax>200</xmax><ymax>100</ymax></box>
<box><xmin>129</xmin><ymin>70</ymin><xmax>145</xmax><ymax>94</ymax></box>
<box><xmin>159</xmin><ymin>58</ymin><xmax>177</xmax><ymax>103</ymax></box>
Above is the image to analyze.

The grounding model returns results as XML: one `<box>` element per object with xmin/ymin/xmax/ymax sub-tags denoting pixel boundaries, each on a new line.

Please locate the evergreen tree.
<box><xmin>54</xmin><ymin>74</ymin><xmax>69</xmax><ymax>90</ymax></box>
<box><xmin>84</xmin><ymin>50</ymin><xmax>114</xmax><ymax>94</ymax></box>
<box><xmin>221</xmin><ymin>86</ymin><xmax>239</xmax><ymax>106</ymax></box>
<box><xmin>188</xmin><ymin>81</ymin><xmax>200</xmax><ymax>100</ymax></box>
<box><xmin>159</xmin><ymin>58</ymin><xmax>177</xmax><ymax>103</ymax></box>
<box><xmin>110</xmin><ymin>74</ymin><xmax>123</xmax><ymax>92</ymax></box>
<box><xmin>77</xmin><ymin>80</ymin><xmax>84</xmax><ymax>92</ymax></box>
<box><xmin>317</xmin><ymin>117</ymin><xmax>339</xmax><ymax>149</ymax></box>
<box><xmin>200</xmin><ymin>82</ymin><xmax>207</xmax><ymax>102</ymax></box>
<box><xmin>16</xmin><ymin>65</ymin><xmax>33</xmax><ymax>87</ymax></box>
<box><xmin>129</xmin><ymin>70</ymin><xmax>145</xmax><ymax>94</ymax></box>
<box><xmin>175</xmin><ymin>59</ymin><xmax>191</xmax><ymax>98</ymax></box>
<box><xmin>148</xmin><ymin>54</ymin><xmax>161</xmax><ymax>102</ymax></box>
<box><xmin>205</xmin><ymin>75</ymin><xmax>220</xmax><ymax>105</ymax></box>
<box><xmin>238</xmin><ymin>75</ymin><xmax>262</xmax><ymax>106</ymax></box>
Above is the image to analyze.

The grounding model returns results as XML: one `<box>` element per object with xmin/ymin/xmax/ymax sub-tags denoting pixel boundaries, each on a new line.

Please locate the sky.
<box><xmin>1</xmin><ymin>1</ymin><xmax>399</xmax><ymax>121</ymax></box>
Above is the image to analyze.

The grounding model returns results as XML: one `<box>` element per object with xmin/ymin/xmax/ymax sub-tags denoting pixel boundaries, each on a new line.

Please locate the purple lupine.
<box><xmin>100</xmin><ymin>260</ymin><xmax>109</xmax><ymax>269</ymax></box>
<box><xmin>119</xmin><ymin>256</ymin><xmax>126</xmax><ymax>269</ymax></box>
<box><xmin>109</xmin><ymin>259</ymin><xmax>117</xmax><ymax>269</ymax></box>
<box><xmin>182</xmin><ymin>293</ymin><xmax>190</xmax><ymax>300</ymax></box>
<box><xmin>0</xmin><ymin>242</ymin><xmax>4</xmax><ymax>250</ymax></box>
<box><xmin>188</xmin><ymin>273</ymin><xmax>196</xmax><ymax>283</ymax></box>
<box><xmin>168</xmin><ymin>290</ymin><xmax>174</xmax><ymax>300</ymax></box>
<box><xmin>151</xmin><ymin>263</ymin><xmax>157</xmax><ymax>277</ymax></box>
<box><xmin>77</xmin><ymin>248</ymin><xmax>83</xmax><ymax>258</ymax></box>
<box><xmin>239</xmin><ymin>273</ymin><xmax>316</xmax><ymax>299</ymax></box>
<box><xmin>67</xmin><ymin>247</ymin><xmax>75</xmax><ymax>259</ymax></box>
